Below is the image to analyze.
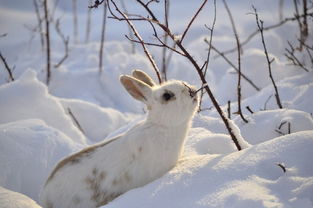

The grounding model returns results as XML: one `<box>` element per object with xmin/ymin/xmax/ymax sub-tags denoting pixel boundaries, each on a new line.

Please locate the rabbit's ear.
<box><xmin>132</xmin><ymin>70</ymin><xmax>156</xmax><ymax>87</ymax></box>
<box><xmin>120</xmin><ymin>75</ymin><xmax>152</xmax><ymax>103</ymax></box>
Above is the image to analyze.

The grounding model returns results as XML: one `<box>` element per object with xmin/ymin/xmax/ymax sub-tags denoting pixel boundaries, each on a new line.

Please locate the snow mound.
<box><xmin>0</xmin><ymin>70</ymin><xmax>87</xmax><ymax>144</ymax></box>
<box><xmin>0</xmin><ymin>119</ymin><xmax>82</xmax><ymax>202</ymax></box>
<box><xmin>0</xmin><ymin>186</ymin><xmax>42</xmax><ymax>208</ymax></box>
<box><xmin>103</xmin><ymin>131</ymin><xmax>313</xmax><ymax>208</ymax></box>
<box><xmin>60</xmin><ymin>98</ymin><xmax>134</xmax><ymax>143</ymax></box>
<box><xmin>236</xmin><ymin>109</ymin><xmax>313</xmax><ymax>145</ymax></box>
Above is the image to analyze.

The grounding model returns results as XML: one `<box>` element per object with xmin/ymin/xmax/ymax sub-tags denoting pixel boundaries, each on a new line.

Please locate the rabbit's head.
<box><xmin>120</xmin><ymin>70</ymin><xmax>199</xmax><ymax>126</ymax></box>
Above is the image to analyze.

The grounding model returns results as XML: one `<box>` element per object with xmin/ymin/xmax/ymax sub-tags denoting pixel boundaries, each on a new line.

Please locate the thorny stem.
<box><xmin>253</xmin><ymin>6</ymin><xmax>283</xmax><ymax>109</ymax></box>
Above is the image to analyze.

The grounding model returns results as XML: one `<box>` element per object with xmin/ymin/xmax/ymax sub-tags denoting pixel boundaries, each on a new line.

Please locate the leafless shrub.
<box><xmin>217</xmin><ymin>9</ymin><xmax>313</xmax><ymax>57</ymax></box>
<box><xmin>107</xmin><ymin>0</ymin><xmax>244</xmax><ymax>151</ymax></box>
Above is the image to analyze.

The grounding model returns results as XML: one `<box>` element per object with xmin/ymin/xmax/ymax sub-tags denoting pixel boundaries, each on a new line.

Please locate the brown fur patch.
<box><xmin>84</xmin><ymin>168</ymin><xmax>121</xmax><ymax>206</ymax></box>
<box><xmin>45</xmin><ymin>136</ymin><xmax>120</xmax><ymax>185</ymax></box>
<box><xmin>138</xmin><ymin>146</ymin><xmax>143</xmax><ymax>153</ymax></box>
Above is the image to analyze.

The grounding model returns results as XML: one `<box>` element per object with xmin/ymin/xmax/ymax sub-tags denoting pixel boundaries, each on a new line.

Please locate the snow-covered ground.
<box><xmin>0</xmin><ymin>0</ymin><xmax>312</xmax><ymax>207</ymax></box>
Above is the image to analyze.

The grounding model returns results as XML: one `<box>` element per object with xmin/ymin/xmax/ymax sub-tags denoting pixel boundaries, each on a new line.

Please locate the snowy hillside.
<box><xmin>0</xmin><ymin>0</ymin><xmax>313</xmax><ymax>207</ymax></box>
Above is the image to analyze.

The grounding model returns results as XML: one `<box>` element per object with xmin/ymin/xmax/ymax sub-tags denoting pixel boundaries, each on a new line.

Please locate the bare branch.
<box><xmin>199</xmin><ymin>0</ymin><xmax>216</xmax><ymax>112</ymax></box>
<box><xmin>216</xmin><ymin>11</ymin><xmax>313</xmax><ymax>57</ymax></box>
<box><xmin>253</xmin><ymin>6</ymin><xmax>283</xmax><ymax>109</ymax></box>
<box><xmin>67</xmin><ymin>108</ymin><xmax>85</xmax><ymax>135</ymax></box>
<box><xmin>180</xmin><ymin>0</ymin><xmax>208</xmax><ymax>43</ymax></box>
<box><xmin>277</xmin><ymin>163</ymin><xmax>287</xmax><ymax>173</ymax></box>
<box><xmin>0</xmin><ymin>51</ymin><xmax>15</xmax><ymax>82</ymax></box>
<box><xmin>285</xmin><ymin>41</ymin><xmax>310</xmax><ymax>72</ymax></box>
<box><xmin>72</xmin><ymin>0</ymin><xmax>78</xmax><ymax>43</ymax></box>
<box><xmin>161</xmin><ymin>0</ymin><xmax>170</xmax><ymax>81</ymax></box>
<box><xmin>85</xmin><ymin>0</ymin><xmax>93</xmax><ymax>43</ymax></box>
<box><xmin>99</xmin><ymin>1</ymin><xmax>108</xmax><ymax>74</ymax></box>
<box><xmin>43</xmin><ymin>0</ymin><xmax>51</xmax><ymax>85</ymax></box>
<box><xmin>54</xmin><ymin>19</ymin><xmax>69</xmax><ymax>68</ymax></box>
<box><xmin>120</xmin><ymin>0</ymin><xmax>136</xmax><ymax>53</ymax></box>
<box><xmin>33</xmin><ymin>0</ymin><xmax>45</xmax><ymax>50</ymax></box>
<box><xmin>223</xmin><ymin>0</ymin><xmax>248</xmax><ymax>123</ymax></box>
<box><xmin>134</xmin><ymin>0</ymin><xmax>243</xmax><ymax>150</ymax></box>
<box><xmin>109</xmin><ymin>0</ymin><xmax>162</xmax><ymax>84</ymax></box>
<box><xmin>206</xmin><ymin>42</ymin><xmax>261</xmax><ymax>91</ymax></box>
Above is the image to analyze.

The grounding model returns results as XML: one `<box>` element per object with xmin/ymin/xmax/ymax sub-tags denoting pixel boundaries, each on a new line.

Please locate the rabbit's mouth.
<box><xmin>182</xmin><ymin>82</ymin><xmax>197</xmax><ymax>98</ymax></box>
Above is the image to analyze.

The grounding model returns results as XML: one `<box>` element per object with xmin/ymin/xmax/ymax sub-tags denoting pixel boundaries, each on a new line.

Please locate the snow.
<box><xmin>104</xmin><ymin>131</ymin><xmax>313</xmax><ymax>208</ymax></box>
<box><xmin>0</xmin><ymin>0</ymin><xmax>313</xmax><ymax>207</ymax></box>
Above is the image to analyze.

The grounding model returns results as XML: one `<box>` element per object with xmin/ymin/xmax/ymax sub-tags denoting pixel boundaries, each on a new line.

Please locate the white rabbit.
<box><xmin>39</xmin><ymin>70</ymin><xmax>199</xmax><ymax>208</ymax></box>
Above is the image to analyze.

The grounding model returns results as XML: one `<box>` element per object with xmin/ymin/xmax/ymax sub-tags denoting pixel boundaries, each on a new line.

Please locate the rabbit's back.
<box><xmin>40</xmin><ymin>121</ymin><xmax>182</xmax><ymax>208</ymax></box>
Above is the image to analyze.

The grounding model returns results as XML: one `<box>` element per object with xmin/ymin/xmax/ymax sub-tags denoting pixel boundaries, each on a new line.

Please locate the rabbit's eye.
<box><xmin>162</xmin><ymin>91</ymin><xmax>174</xmax><ymax>101</ymax></box>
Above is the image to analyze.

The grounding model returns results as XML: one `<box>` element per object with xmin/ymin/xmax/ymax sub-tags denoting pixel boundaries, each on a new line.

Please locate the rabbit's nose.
<box><xmin>189</xmin><ymin>88</ymin><xmax>197</xmax><ymax>98</ymax></box>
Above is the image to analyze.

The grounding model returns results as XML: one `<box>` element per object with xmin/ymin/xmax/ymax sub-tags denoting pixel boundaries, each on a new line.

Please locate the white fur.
<box><xmin>39</xmin><ymin>70</ymin><xmax>199</xmax><ymax>208</ymax></box>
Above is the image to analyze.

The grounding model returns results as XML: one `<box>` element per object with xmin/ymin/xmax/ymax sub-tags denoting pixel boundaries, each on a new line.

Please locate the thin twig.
<box><xmin>180</xmin><ymin>0</ymin><xmax>208</xmax><ymax>43</ymax></box>
<box><xmin>85</xmin><ymin>0</ymin><xmax>93</xmax><ymax>43</ymax></box>
<box><xmin>72</xmin><ymin>0</ymin><xmax>78</xmax><ymax>43</ymax></box>
<box><xmin>43</xmin><ymin>0</ymin><xmax>51</xmax><ymax>85</ymax></box>
<box><xmin>223</xmin><ymin>0</ymin><xmax>248</xmax><ymax>123</ymax></box>
<box><xmin>109</xmin><ymin>0</ymin><xmax>162</xmax><ymax>84</ymax></box>
<box><xmin>0</xmin><ymin>51</ymin><xmax>15</xmax><ymax>82</ymax></box>
<box><xmin>262</xmin><ymin>94</ymin><xmax>273</xmax><ymax>110</ymax></box>
<box><xmin>33</xmin><ymin>0</ymin><xmax>45</xmax><ymax>50</ymax></box>
<box><xmin>206</xmin><ymin>42</ymin><xmax>261</xmax><ymax>91</ymax></box>
<box><xmin>199</xmin><ymin>0</ymin><xmax>216</xmax><ymax>112</ymax></box>
<box><xmin>216</xmin><ymin>11</ymin><xmax>313</xmax><ymax>57</ymax></box>
<box><xmin>246</xmin><ymin>106</ymin><xmax>254</xmax><ymax>114</ymax></box>
<box><xmin>285</xmin><ymin>41</ymin><xmax>310</xmax><ymax>72</ymax></box>
<box><xmin>67</xmin><ymin>108</ymin><xmax>85</xmax><ymax>135</ymax></box>
<box><xmin>120</xmin><ymin>0</ymin><xmax>136</xmax><ymax>53</ymax></box>
<box><xmin>253</xmin><ymin>6</ymin><xmax>283</xmax><ymax>109</ymax></box>
<box><xmin>227</xmin><ymin>100</ymin><xmax>231</xmax><ymax>119</ymax></box>
<box><xmin>54</xmin><ymin>19</ymin><xmax>69</xmax><ymax>68</ymax></box>
<box><xmin>277</xmin><ymin>163</ymin><xmax>287</xmax><ymax>173</ymax></box>
<box><xmin>99</xmin><ymin>1</ymin><xmax>108</xmax><ymax>74</ymax></box>
<box><xmin>161</xmin><ymin>0</ymin><xmax>170</xmax><ymax>81</ymax></box>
